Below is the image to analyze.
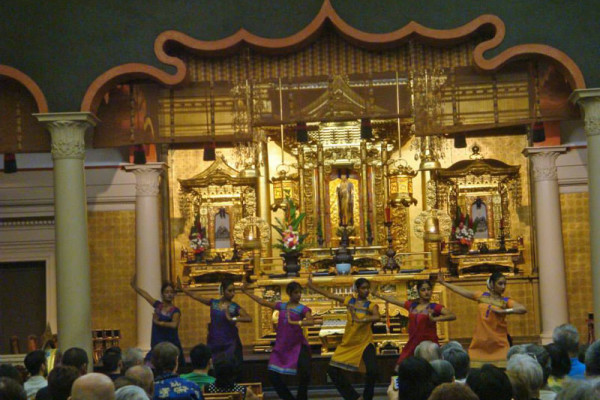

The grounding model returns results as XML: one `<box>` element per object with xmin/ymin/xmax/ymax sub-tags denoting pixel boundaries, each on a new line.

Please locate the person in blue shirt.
<box><xmin>552</xmin><ymin>323</ymin><xmax>585</xmax><ymax>379</ymax></box>
<box><xmin>152</xmin><ymin>342</ymin><xmax>202</xmax><ymax>400</ymax></box>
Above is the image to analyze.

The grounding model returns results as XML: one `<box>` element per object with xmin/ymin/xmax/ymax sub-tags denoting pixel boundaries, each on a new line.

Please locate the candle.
<box><xmin>385</xmin><ymin>207</ymin><xmax>391</xmax><ymax>223</ymax></box>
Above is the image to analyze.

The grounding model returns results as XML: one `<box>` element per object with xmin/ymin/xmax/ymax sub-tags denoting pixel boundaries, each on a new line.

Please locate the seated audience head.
<box><xmin>414</xmin><ymin>340</ymin><xmax>441</xmax><ymax>362</ymax></box>
<box><xmin>506</xmin><ymin>354</ymin><xmax>544</xmax><ymax>400</ymax></box>
<box><xmin>0</xmin><ymin>377</ymin><xmax>26</xmax><ymax>400</ymax></box>
<box><xmin>213</xmin><ymin>360</ymin><xmax>236</xmax><ymax>388</ymax></box>
<box><xmin>70</xmin><ymin>373</ymin><xmax>115</xmax><ymax>400</ymax></box>
<box><xmin>578</xmin><ymin>343</ymin><xmax>589</xmax><ymax>364</ymax></box>
<box><xmin>61</xmin><ymin>348</ymin><xmax>89</xmax><ymax>376</ymax></box>
<box><xmin>101</xmin><ymin>350</ymin><xmax>123</xmax><ymax>375</ymax></box>
<box><xmin>115</xmin><ymin>385</ymin><xmax>149</xmax><ymax>400</ymax></box>
<box><xmin>189</xmin><ymin>344</ymin><xmax>212</xmax><ymax>371</ymax></box>
<box><xmin>0</xmin><ymin>364</ymin><xmax>23</xmax><ymax>385</ymax></box>
<box><xmin>427</xmin><ymin>382</ymin><xmax>479</xmax><ymax>400</ymax></box>
<box><xmin>545</xmin><ymin>343</ymin><xmax>571</xmax><ymax>379</ymax></box>
<box><xmin>122</xmin><ymin>348</ymin><xmax>144</xmax><ymax>374</ymax></box>
<box><xmin>24</xmin><ymin>350</ymin><xmax>47</xmax><ymax>377</ymax></box>
<box><xmin>523</xmin><ymin>343</ymin><xmax>552</xmax><ymax>386</ymax></box>
<box><xmin>397</xmin><ymin>357</ymin><xmax>435</xmax><ymax>400</ymax></box>
<box><xmin>151</xmin><ymin>342</ymin><xmax>179</xmax><ymax>376</ymax></box>
<box><xmin>466</xmin><ymin>364</ymin><xmax>512</xmax><ymax>400</ymax></box>
<box><xmin>585</xmin><ymin>340</ymin><xmax>600</xmax><ymax>377</ymax></box>
<box><xmin>553</xmin><ymin>324</ymin><xmax>580</xmax><ymax>356</ymax></box>
<box><xmin>555</xmin><ymin>378</ymin><xmax>600</xmax><ymax>400</ymax></box>
<box><xmin>124</xmin><ymin>366</ymin><xmax>154</xmax><ymax>398</ymax></box>
<box><xmin>442</xmin><ymin>348</ymin><xmax>470</xmax><ymax>381</ymax></box>
<box><xmin>430</xmin><ymin>359</ymin><xmax>455</xmax><ymax>385</ymax></box>
<box><xmin>47</xmin><ymin>366</ymin><xmax>79</xmax><ymax>400</ymax></box>
<box><xmin>507</xmin><ymin>344</ymin><xmax>527</xmax><ymax>360</ymax></box>
<box><xmin>441</xmin><ymin>341</ymin><xmax>464</xmax><ymax>354</ymax></box>
<box><xmin>114</xmin><ymin>376</ymin><xmax>139</xmax><ymax>390</ymax></box>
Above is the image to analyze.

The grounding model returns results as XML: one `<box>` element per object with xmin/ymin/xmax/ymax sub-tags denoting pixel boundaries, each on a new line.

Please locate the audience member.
<box><xmin>43</xmin><ymin>366</ymin><xmax>79</xmax><ymax>400</ymax></box>
<box><xmin>181</xmin><ymin>344</ymin><xmax>215</xmax><ymax>389</ymax></box>
<box><xmin>24</xmin><ymin>350</ymin><xmax>48</xmax><ymax>399</ymax></box>
<box><xmin>115</xmin><ymin>377</ymin><xmax>141</xmax><ymax>391</ymax></box>
<box><xmin>205</xmin><ymin>359</ymin><xmax>258</xmax><ymax>400</ymax></box>
<box><xmin>507</xmin><ymin>354</ymin><xmax>544</xmax><ymax>400</ymax></box>
<box><xmin>394</xmin><ymin>357</ymin><xmax>435</xmax><ymax>400</ymax></box>
<box><xmin>36</xmin><ymin>347</ymin><xmax>88</xmax><ymax>400</ymax></box>
<box><xmin>427</xmin><ymin>382</ymin><xmax>479</xmax><ymax>400</ymax></box>
<box><xmin>441</xmin><ymin>341</ymin><xmax>464</xmax><ymax>354</ymax></box>
<box><xmin>70</xmin><ymin>373</ymin><xmax>115</xmax><ymax>400</ymax></box>
<box><xmin>115</xmin><ymin>385</ymin><xmax>150</xmax><ymax>400</ymax></box>
<box><xmin>0</xmin><ymin>363</ymin><xmax>23</xmax><ymax>385</ymax></box>
<box><xmin>521</xmin><ymin>344</ymin><xmax>554</xmax><ymax>400</ymax></box>
<box><xmin>578</xmin><ymin>344</ymin><xmax>589</xmax><ymax>365</ymax></box>
<box><xmin>414</xmin><ymin>341</ymin><xmax>441</xmax><ymax>362</ymax></box>
<box><xmin>152</xmin><ymin>342</ymin><xmax>201</xmax><ymax>400</ymax></box>
<box><xmin>125</xmin><ymin>366</ymin><xmax>154</xmax><ymax>399</ymax></box>
<box><xmin>443</xmin><ymin>348</ymin><xmax>470</xmax><ymax>383</ymax></box>
<box><xmin>101</xmin><ymin>349</ymin><xmax>123</xmax><ymax>381</ymax></box>
<box><xmin>0</xmin><ymin>376</ymin><xmax>26</xmax><ymax>400</ymax></box>
<box><xmin>555</xmin><ymin>378</ymin><xmax>600</xmax><ymax>400</ymax></box>
<box><xmin>466</xmin><ymin>364</ymin><xmax>512</xmax><ymax>400</ymax></box>
<box><xmin>553</xmin><ymin>324</ymin><xmax>585</xmax><ymax>380</ymax></box>
<box><xmin>121</xmin><ymin>349</ymin><xmax>144</xmax><ymax>374</ymax></box>
<box><xmin>545</xmin><ymin>343</ymin><xmax>571</xmax><ymax>393</ymax></box>
<box><xmin>430</xmin><ymin>359</ymin><xmax>455</xmax><ymax>386</ymax></box>
<box><xmin>585</xmin><ymin>340</ymin><xmax>600</xmax><ymax>377</ymax></box>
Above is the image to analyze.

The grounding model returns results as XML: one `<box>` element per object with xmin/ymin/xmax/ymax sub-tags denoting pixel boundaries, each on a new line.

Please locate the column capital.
<box><xmin>123</xmin><ymin>162</ymin><xmax>168</xmax><ymax>196</ymax></box>
<box><xmin>523</xmin><ymin>146</ymin><xmax>567</xmax><ymax>182</ymax></box>
<box><xmin>34</xmin><ymin>112</ymin><xmax>99</xmax><ymax>160</ymax></box>
<box><xmin>569</xmin><ymin>88</ymin><xmax>600</xmax><ymax>137</ymax></box>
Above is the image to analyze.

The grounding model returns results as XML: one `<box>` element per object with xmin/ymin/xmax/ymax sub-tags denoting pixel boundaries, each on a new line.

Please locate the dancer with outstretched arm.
<box><xmin>242</xmin><ymin>281</ymin><xmax>313</xmax><ymax>400</ymax></box>
<box><xmin>438</xmin><ymin>272</ymin><xmax>526</xmax><ymax>364</ymax></box>
<box><xmin>179</xmin><ymin>278</ymin><xmax>252</xmax><ymax>374</ymax></box>
<box><xmin>373</xmin><ymin>279</ymin><xmax>456</xmax><ymax>366</ymax></box>
<box><xmin>307</xmin><ymin>276</ymin><xmax>380</xmax><ymax>400</ymax></box>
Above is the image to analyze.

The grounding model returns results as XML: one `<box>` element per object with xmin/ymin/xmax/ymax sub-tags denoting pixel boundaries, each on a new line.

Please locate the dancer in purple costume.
<box><xmin>179</xmin><ymin>278</ymin><xmax>252</xmax><ymax>373</ymax></box>
<box><xmin>242</xmin><ymin>281</ymin><xmax>314</xmax><ymax>400</ymax></box>
<box><xmin>130</xmin><ymin>274</ymin><xmax>184</xmax><ymax>366</ymax></box>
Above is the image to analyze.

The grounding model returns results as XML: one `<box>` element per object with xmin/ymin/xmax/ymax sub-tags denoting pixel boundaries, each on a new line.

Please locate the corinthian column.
<box><xmin>34</xmin><ymin>112</ymin><xmax>98</xmax><ymax>366</ymax></box>
<box><xmin>570</xmin><ymin>89</ymin><xmax>600</xmax><ymax>336</ymax></box>
<box><xmin>523</xmin><ymin>146</ymin><xmax>568</xmax><ymax>343</ymax></box>
<box><xmin>124</xmin><ymin>163</ymin><xmax>167</xmax><ymax>351</ymax></box>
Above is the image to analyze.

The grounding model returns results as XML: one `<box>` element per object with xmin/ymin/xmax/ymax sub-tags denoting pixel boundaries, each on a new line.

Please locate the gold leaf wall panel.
<box><xmin>88</xmin><ymin>210</ymin><xmax>137</xmax><ymax>349</ymax></box>
<box><xmin>561</xmin><ymin>192</ymin><xmax>593</xmax><ymax>339</ymax></box>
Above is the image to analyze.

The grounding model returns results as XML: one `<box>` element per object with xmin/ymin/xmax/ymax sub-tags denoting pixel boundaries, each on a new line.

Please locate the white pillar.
<box><xmin>570</xmin><ymin>89</ymin><xmax>600</xmax><ymax>337</ymax></box>
<box><xmin>34</xmin><ymin>112</ymin><xmax>97</xmax><ymax>366</ymax></box>
<box><xmin>523</xmin><ymin>146</ymin><xmax>569</xmax><ymax>343</ymax></box>
<box><xmin>124</xmin><ymin>162</ymin><xmax>167</xmax><ymax>351</ymax></box>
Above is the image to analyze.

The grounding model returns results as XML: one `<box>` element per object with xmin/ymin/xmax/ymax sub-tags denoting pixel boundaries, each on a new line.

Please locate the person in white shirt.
<box><xmin>24</xmin><ymin>350</ymin><xmax>47</xmax><ymax>400</ymax></box>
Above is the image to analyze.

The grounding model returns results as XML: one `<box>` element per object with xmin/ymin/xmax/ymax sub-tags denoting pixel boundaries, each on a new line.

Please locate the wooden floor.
<box><xmin>263</xmin><ymin>385</ymin><xmax>389</xmax><ymax>399</ymax></box>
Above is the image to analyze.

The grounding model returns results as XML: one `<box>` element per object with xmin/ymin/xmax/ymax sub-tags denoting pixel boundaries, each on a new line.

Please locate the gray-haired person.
<box><xmin>553</xmin><ymin>324</ymin><xmax>585</xmax><ymax>379</ymax></box>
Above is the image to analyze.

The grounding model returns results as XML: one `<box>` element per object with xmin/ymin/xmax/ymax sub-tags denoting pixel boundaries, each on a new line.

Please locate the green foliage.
<box><xmin>272</xmin><ymin>197</ymin><xmax>307</xmax><ymax>253</ymax></box>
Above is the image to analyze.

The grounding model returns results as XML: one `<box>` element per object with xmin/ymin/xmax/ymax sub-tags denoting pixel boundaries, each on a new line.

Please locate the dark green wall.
<box><xmin>1</xmin><ymin>0</ymin><xmax>598</xmax><ymax>111</ymax></box>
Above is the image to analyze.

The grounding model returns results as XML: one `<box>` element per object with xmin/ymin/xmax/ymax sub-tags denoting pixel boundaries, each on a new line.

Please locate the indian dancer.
<box><xmin>307</xmin><ymin>276</ymin><xmax>380</xmax><ymax>400</ymax></box>
<box><xmin>242</xmin><ymin>281</ymin><xmax>313</xmax><ymax>400</ymax></box>
<box><xmin>438</xmin><ymin>272</ymin><xmax>526</xmax><ymax>364</ymax></box>
<box><xmin>373</xmin><ymin>279</ymin><xmax>456</xmax><ymax>366</ymax></box>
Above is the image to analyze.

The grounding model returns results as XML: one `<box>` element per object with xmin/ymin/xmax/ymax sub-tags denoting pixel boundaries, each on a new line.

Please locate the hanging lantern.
<box><xmin>388</xmin><ymin>159</ymin><xmax>418</xmax><ymax>207</ymax></box>
<box><xmin>532</xmin><ymin>122</ymin><xmax>546</xmax><ymax>143</ymax></box>
<box><xmin>296</xmin><ymin>122</ymin><xmax>308</xmax><ymax>143</ymax></box>
<box><xmin>360</xmin><ymin>118</ymin><xmax>373</xmax><ymax>140</ymax></box>
<box><xmin>454</xmin><ymin>133</ymin><xmax>467</xmax><ymax>148</ymax></box>
<box><xmin>132</xmin><ymin>144</ymin><xmax>147</xmax><ymax>164</ymax></box>
<box><xmin>203</xmin><ymin>142</ymin><xmax>216</xmax><ymax>161</ymax></box>
<box><xmin>3</xmin><ymin>153</ymin><xmax>17</xmax><ymax>173</ymax></box>
<box><xmin>271</xmin><ymin>164</ymin><xmax>299</xmax><ymax>211</ymax></box>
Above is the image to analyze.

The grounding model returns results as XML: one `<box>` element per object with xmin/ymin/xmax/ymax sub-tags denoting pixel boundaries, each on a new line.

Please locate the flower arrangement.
<box><xmin>273</xmin><ymin>197</ymin><xmax>308</xmax><ymax>253</ymax></box>
<box><xmin>452</xmin><ymin>206</ymin><xmax>476</xmax><ymax>247</ymax></box>
<box><xmin>189</xmin><ymin>217</ymin><xmax>209</xmax><ymax>261</ymax></box>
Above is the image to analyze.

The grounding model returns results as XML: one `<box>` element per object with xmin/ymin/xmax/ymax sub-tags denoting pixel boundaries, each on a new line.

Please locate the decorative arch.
<box><xmin>80</xmin><ymin>0</ymin><xmax>585</xmax><ymax>114</ymax></box>
<box><xmin>0</xmin><ymin>65</ymin><xmax>48</xmax><ymax>113</ymax></box>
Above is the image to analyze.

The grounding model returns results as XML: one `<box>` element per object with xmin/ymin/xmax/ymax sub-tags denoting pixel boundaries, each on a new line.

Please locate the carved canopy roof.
<box><xmin>436</xmin><ymin>158</ymin><xmax>520</xmax><ymax>179</ymax></box>
<box><xmin>179</xmin><ymin>156</ymin><xmax>255</xmax><ymax>189</ymax></box>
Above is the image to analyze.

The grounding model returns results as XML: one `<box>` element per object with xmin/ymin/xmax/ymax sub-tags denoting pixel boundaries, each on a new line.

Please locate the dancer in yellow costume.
<box><xmin>307</xmin><ymin>276</ymin><xmax>380</xmax><ymax>400</ymax></box>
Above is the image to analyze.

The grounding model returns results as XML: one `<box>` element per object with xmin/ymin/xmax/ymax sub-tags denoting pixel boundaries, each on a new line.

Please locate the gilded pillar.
<box><xmin>34</xmin><ymin>112</ymin><xmax>97</xmax><ymax>369</ymax></box>
<box><xmin>257</xmin><ymin>137</ymin><xmax>272</xmax><ymax>256</ymax></box>
<box><xmin>317</xmin><ymin>144</ymin><xmax>326</xmax><ymax>241</ymax></box>
<box><xmin>298</xmin><ymin>148</ymin><xmax>306</xmax><ymax>234</ymax></box>
<box><xmin>570</xmin><ymin>89</ymin><xmax>600</xmax><ymax>336</ymax></box>
<box><xmin>360</xmin><ymin>141</ymin><xmax>369</xmax><ymax>245</ymax></box>
<box><xmin>523</xmin><ymin>146</ymin><xmax>568</xmax><ymax>343</ymax></box>
<box><xmin>124</xmin><ymin>162</ymin><xmax>167</xmax><ymax>351</ymax></box>
<box><xmin>381</xmin><ymin>141</ymin><xmax>389</xmax><ymax>206</ymax></box>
